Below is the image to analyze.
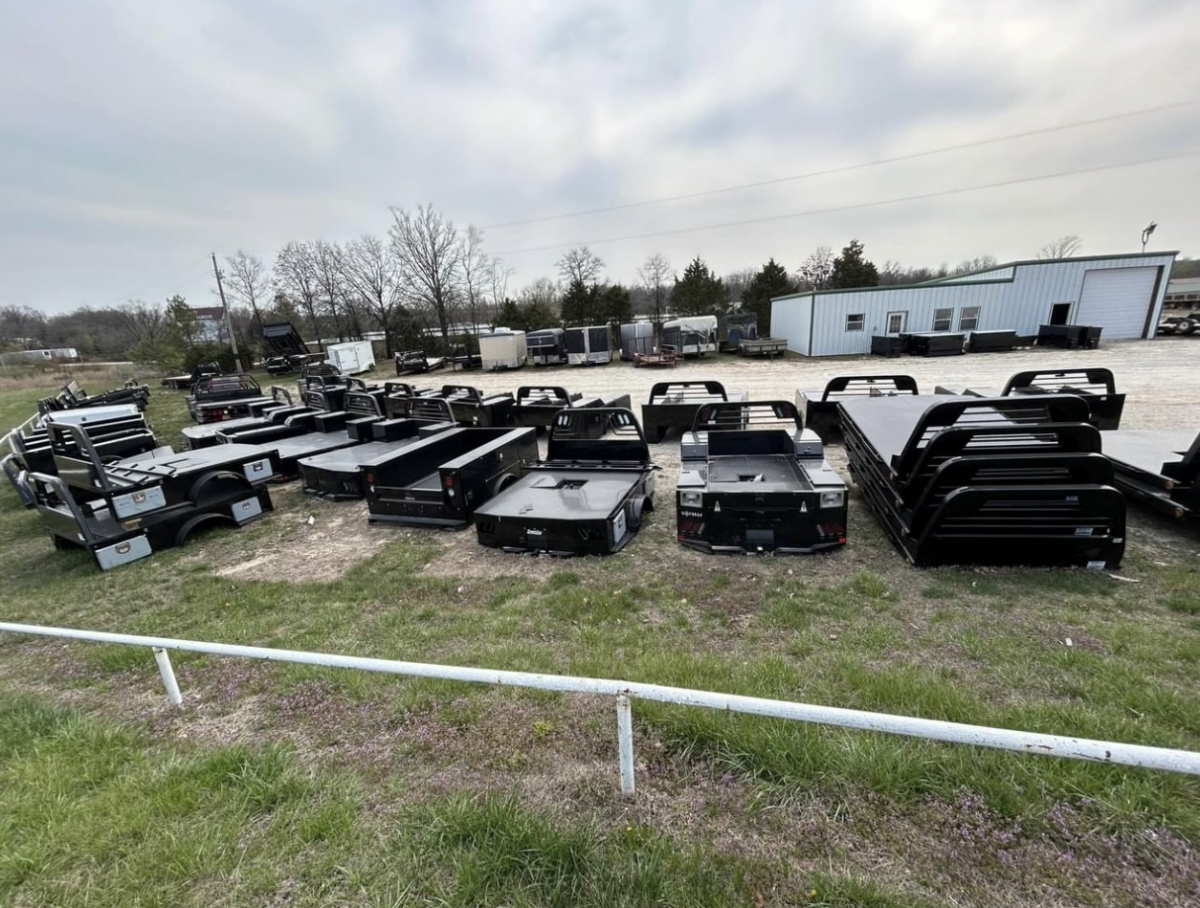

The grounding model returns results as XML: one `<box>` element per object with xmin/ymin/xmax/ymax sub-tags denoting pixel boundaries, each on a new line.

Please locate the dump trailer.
<box><xmin>297</xmin><ymin>398</ymin><xmax>457</xmax><ymax>500</ymax></box>
<box><xmin>676</xmin><ymin>401</ymin><xmax>847</xmax><ymax>555</ymax></box>
<box><xmin>395</xmin><ymin>350</ymin><xmax>446</xmax><ymax>374</ymax></box>
<box><xmin>479</xmin><ymin>330</ymin><xmax>528</xmax><ymax>370</ymax></box>
<box><xmin>216</xmin><ymin>409</ymin><xmax>364</xmax><ymax>481</ymax></box>
<box><xmin>934</xmin><ymin>368</ymin><xmax>1125</xmax><ymax>431</ymax></box>
<box><xmin>1102</xmin><ymin>429</ymin><xmax>1200</xmax><ymax>522</ymax></box>
<box><xmin>474</xmin><ymin>408</ymin><xmax>656</xmax><ymax>556</ymax></box>
<box><xmin>527</xmin><ymin>329</ymin><xmax>569</xmax><ymax>366</ymax></box>
<box><xmin>839</xmin><ymin>394</ymin><xmax>1125</xmax><ymax>569</ymax></box>
<box><xmin>262</xmin><ymin>322</ymin><xmax>320</xmax><ymax>374</ymax></box>
<box><xmin>641</xmin><ymin>381</ymin><xmax>747</xmax><ymax>444</ymax></box>
<box><xmin>565</xmin><ymin>325</ymin><xmax>614</xmax><ymax>365</ymax></box>
<box><xmin>365</xmin><ymin>426</ymin><xmax>538</xmax><ymax>529</ymax></box>
<box><xmin>188</xmin><ymin>374</ymin><xmax>273</xmax><ymax>424</ymax></box>
<box><xmin>796</xmin><ymin>375</ymin><xmax>920</xmax><ymax>444</ymax></box>
<box><xmin>22</xmin><ymin>421</ymin><xmax>275</xmax><ymax>570</ymax></box>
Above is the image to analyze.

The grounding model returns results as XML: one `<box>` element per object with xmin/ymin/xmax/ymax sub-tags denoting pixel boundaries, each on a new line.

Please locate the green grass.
<box><xmin>2</xmin><ymin>374</ymin><xmax>1199</xmax><ymax>905</ymax></box>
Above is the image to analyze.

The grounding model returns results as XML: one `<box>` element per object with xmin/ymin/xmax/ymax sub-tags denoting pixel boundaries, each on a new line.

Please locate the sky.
<box><xmin>2</xmin><ymin>0</ymin><xmax>1198</xmax><ymax>314</ymax></box>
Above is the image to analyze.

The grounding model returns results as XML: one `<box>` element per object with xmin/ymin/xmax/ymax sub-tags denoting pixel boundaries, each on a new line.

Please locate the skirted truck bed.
<box><xmin>1102</xmin><ymin>429</ymin><xmax>1200</xmax><ymax>523</ymax></box>
<box><xmin>676</xmin><ymin>401</ymin><xmax>847</xmax><ymax>555</ymax></box>
<box><xmin>473</xmin><ymin>408</ymin><xmax>657</xmax><ymax>556</ymax></box>
<box><xmin>797</xmin><ymin>375</ymin><xmax>920</xmax><ymax>443</ymax></box>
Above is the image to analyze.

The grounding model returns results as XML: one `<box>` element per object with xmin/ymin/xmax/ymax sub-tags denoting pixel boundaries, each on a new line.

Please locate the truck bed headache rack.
<box><xmin>936</xmin><ymin>368</ymin><xmax>1125</xmax><ymax>431</ymax></box>
<box><xmin>797</xmin><ymin>375</ymin><xmax>919</xmax><ymax>443</ymax></box>
<box><xmin>474</xmin><ymin>407</ymin><xmax>657</xmax><ymax>556</ymax></box>
<box><xmin>641</xmin><ymin>381</ymin><xmax>746</xmax><ymax>443</ymax></box>
<box><xmin>187</xmin><ymin>374</ymin><xmax>271</xmax><ymax>423</ymax></box>
<box><xmin>676</xmin><ymin>401</ymin><xmax>847</xmax><ymax>555</ymax></box>
<box><xmin>839</xmin><ymin>394</ymin><xmax>1125</xmax><ymax>568</ymax></box>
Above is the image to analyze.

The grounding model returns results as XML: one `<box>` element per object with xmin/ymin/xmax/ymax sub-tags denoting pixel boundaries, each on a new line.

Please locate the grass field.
<box><xmin>1</xmin><ymin>361</ymin><xmax>1198</xmax><ymax>907</ymax></box>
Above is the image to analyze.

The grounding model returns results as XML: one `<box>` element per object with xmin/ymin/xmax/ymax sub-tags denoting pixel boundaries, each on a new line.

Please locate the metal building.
<box><xmin>770</xmin><ymin>252</ymin><xmax>1177</xmax><ymax>357</ymax></box>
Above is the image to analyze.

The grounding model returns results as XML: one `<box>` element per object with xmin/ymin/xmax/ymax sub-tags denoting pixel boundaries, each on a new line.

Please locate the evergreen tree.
<box><xmin>830</xmin><ymin>240</ymin><xmax>879</xmax><ymax>289</ymax></box>
<box><xmin>740</xmin><ymin>258</ymin><xmax>795</xmax><ymax>335</ymax></box>
<box><xmin>600</xmin><ymin>283</ymin><xmax>633</xmax><ymax>326</ymax></box>
<box><xmin>671</xmin><ymin>257</ymin><xmax>729</xmax><ymax>317</ymax></box>
<box><xmin>520</xmin><ymin>297</ymin><xmax>560</xmax><ymax>332</ymax></box>
<box><xmin>495</xmin><ymin>297</ymin><xmax>523</xmax><ymax>329</ymax></box>
<box><xmin>559</xmin><ymin>278</ymin><xmax>599</xmax><ymax>327</ymax></box>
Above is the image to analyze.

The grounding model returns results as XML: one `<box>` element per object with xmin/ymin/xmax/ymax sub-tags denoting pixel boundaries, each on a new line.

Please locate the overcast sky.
<box><xmin>2</xmin><ymin>0</ymin><xmax>1198</xmax><ymax>313</ymax></box>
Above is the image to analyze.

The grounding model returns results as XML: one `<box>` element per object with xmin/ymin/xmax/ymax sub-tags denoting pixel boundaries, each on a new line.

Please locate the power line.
<box><xmin>482</xmin><ymin>99</ymin><xmax>1199</xmax><ymax>230</ymax></box>
<box><xmin>493</xmin><ymin>149</ymin><xmax>1199</xmax><ymax>256</ymax></box>
<box><xmin>96</xmin><ymin>256</ymin><xmax>214</xmax><ymax>309</ymax></box>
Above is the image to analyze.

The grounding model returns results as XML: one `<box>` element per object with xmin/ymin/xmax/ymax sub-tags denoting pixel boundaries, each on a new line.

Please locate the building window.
<box><xmin>959</xmin><ymin>306</ymin><xmax>981</xmax><ymax>332</ymax></box>
<box><xmin>886</xmin><ymin>311</ymin><xmax>907</xmax><ymax>334</ymax></box>
<box><xmin>846</xmin><ymin>313</ymin><xmax>865</xmax><ymax>332</ymax></box>
<box><xmin>932</xmin><ymin>308</ymin><xmax>953</xmax><ymax>331</ymax></box>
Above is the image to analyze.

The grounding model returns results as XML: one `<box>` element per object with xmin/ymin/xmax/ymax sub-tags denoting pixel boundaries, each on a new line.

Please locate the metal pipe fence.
<box><xmin>3</xmin><ymin>620</ymin><xmax>1199</xmax><ymax>794</ymax></box>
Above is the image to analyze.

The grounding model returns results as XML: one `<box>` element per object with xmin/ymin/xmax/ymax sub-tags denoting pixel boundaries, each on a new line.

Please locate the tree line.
<box><xmin>3</xmin><ymin>208</ymin><xmax>1184</xmax><ymax>370</ymax></box>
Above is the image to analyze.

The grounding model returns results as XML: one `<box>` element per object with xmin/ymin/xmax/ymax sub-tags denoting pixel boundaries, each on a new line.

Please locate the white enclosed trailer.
<box><xmin>479</xmin><ymin>330</ymin><xmax>528</xmax><ymax>370</ymax></box>
<box><xmin>324</xmin><ymin>340</ymin><xmax>376</xmax><ymax>375</ymax></box>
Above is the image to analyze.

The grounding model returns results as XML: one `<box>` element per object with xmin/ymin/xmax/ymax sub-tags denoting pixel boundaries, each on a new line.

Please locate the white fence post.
<box><xmin>617</xmin><ymin>694</ymin><xmax>635</xmax><ymax>795</ymax></box>
<box><xmin>153</xmin><ymin>647</ymin><xmax>183</xmax><ymax>706</ymax></box>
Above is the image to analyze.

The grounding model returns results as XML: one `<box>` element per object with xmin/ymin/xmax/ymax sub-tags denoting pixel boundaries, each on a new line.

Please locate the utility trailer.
<box><xmin>641</xmin><ymin>381</ymin><xmax>747</xmax><ymax>444</ymax></box>
<box><xmin>527</xmin><ymin>328</ymin><xmax>569</xmax><ymax>366</ymax></box>
<box><xmin>181</xmin><ymin>387</ymin><xmax>309</xmax><ymax>450</ymax></box>
<box><xmin>395</xmin><ymin>350</ymin><xmax>446</xmax><ymax>374</ymax></box>
<box><xmin>365</xmin><ymin>426</ymin><xmax>538</xmax><ymax>529</ymax></box>
<box><xmin>737</xmin><ymin>337</ymin><xmax>787</xmax><ymax>358</ymax></box>
<box><xmin>474</xmin><ymin>408</ymin><xmax>656</xmax><ymax>555</ymax></box>
<box><xmin>565</xmin><ymin>325</ymin><xmax>614</xmax><ymax>366</ymax></box>
<box><xmin>934</xmin><ymin>368</ymin><xmax>1125</xmax><ymax>431</ymax></box>
<box><xmin>1101</xmin><ymin>429</ymin><xmax>1200</xmax><ymax>522</ymax></box>
<box><xmin>676</xmin><ymin>401</ymin><xmax>847</xmax><ymax>555</ymax></box>
<box><xmin>839</xmin><ymin>394</ymin><xmax>1125</xmax><ymax>568</ymax></box>
<box><xmin>796</xmin><ymin>375</ymin><xmax>919</xmax><ymax>443</ymax></box>
<box><xmin>188</xmin><ymin>374</ymin><xmax>273</xmax><ymax>424</ymax></box>
<box><xmin>216</xmin><ymin>409</ymin><xmax>364</xmax><ymax>481</ymax></box>
<box><xmin>298</xmin><ymin>397</ymin><xmax>457</xmax><ymax>500</ymax></box>
<box><xmin>21</xmin><ymin>421</ymin><xmax>275</xmax><ymax>570</ymax></box>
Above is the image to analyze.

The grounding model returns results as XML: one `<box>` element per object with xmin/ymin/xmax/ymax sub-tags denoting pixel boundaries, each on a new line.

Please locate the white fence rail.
<box><xmin>3</xmin><ymin>621</ymin><xmax>1199</xmax><ymax>794</ymax></box>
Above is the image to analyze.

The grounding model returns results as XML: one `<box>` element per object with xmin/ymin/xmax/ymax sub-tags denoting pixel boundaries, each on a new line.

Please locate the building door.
<box><xmin>1048</xmin><ymin>302</ymin><xmax>1072</xmax><ymax>326</ymax></box>
<box><xmin>1075</xmin><ymin>267</ymin><xmax>1160</xmax><ymax>340</ymax></box>
<box><xmin>886</xmin><ymin>311</ymin><xmax>907</xmax><ymax>334</ymax></box>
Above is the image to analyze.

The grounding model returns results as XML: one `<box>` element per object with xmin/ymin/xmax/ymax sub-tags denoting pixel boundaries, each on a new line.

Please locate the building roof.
<box><xmin>770</xmin><ymin>250</ymin><xmax>1180</xmax><ymax>303</ymax></box>
<box><xmin>1166</xmin><ymin>277</ymin><xmax>1200</xmax><ymax>292</ymax></box>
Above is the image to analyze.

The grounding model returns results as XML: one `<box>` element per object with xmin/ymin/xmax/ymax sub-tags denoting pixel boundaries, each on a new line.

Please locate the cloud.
<box><xmin>1</xmin><ymin>0</ymin><xmax>1198</xmax><ymax>312</ymax></box>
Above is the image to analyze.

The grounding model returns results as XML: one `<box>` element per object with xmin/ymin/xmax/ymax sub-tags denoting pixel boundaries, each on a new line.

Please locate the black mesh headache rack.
<box><xmin>641</xmin><ymin>381</ymin><xmax>747</xmax><ymax>444</ymax></box>
<box><xmin>934</xmin><ymin>368</ymin><xmax>1125</xmax><ymax>431</ymax></box>
<box><xmin>676</xmin><ymin>401</ymin><xmax>847</xmax><ymax>555</ymax></box>
<box><xmin>181</xmin><ymin>387</ymin><xmax>308</xmax><ymax>450</ymax></box>
<box><xmin>1100</xmin><ymin>429</ymin><xmax>1200</xmax><ymax>522</ymax></box>
<box><xmin>297</xmin><ymin>397</ymin><xmax>457</xmax><ymax>500</ymax></box>
<box><xmin>364</xmin><ymin>425</ymin><xmax>538</xmax><ymax>529</ymax></box>
<box><xmin>473</xmin><ymin>408</ymin><xmax>656</xmax><ymax>556</ymax></box>
<box><xmin>19</xmin><ymin>421</ymin><xmax>276</xmax><ymax>570</ymax></box>
<box><xmin>796</xmin><ymin>375</ymin><xmax>919</xmax><ymax>444</ymax></box>
<box><xmin>838</xmin><ymin>394</ymin><xmax>1125</xmax><ymax>568</ymax></box>
<box><xmin>187</xmin><ymin>374</ymin><xmax>273</xmax><ymax>423</ymax></box>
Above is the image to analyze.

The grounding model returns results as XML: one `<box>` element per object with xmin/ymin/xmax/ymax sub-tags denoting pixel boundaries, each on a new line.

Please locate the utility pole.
<box><xmin>211</xmin><ymin>253</ymin><xmax>245</xmax><ymax>373</ymax></box>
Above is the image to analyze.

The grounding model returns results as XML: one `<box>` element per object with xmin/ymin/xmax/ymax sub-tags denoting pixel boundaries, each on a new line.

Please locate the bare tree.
<box><xmin>223</xmin><ymin>251</ymin><xmax>270</xmax><ymax>342</ymax></box>
<box><xmin>953</xmin><ymin>255</ymin><xmax>999</xmax><ymax>274</ymax></box>
<box><xmin>117</xmin><ymin>299</ymin><xmax>166</xmax><ymax>348</ymax></box>
<box><xmin>489</xmin><ymin>256</ymin><xmax>515</xmax><ymax>315</ymax></box>
<box><xmin>637</xmin><ymin>253</ymin><xmax>673</xmax><ymax>323</ymax></box>
<box><xmin>557</xmin><ymin>247</ymin><xmax>605</xmax><ymax>286</ymax></box>
<box><xmin>0</xmin><ymin>305</ymin><xmax>48</xmax><ymax>348</ymax></box>
<box><xmin>460</xmin><ymin>225</ymin><xmax>491</xmax><ymax>331</ymax></box>
<box><xmin>1037</xmin><ymin>235</ymin><xmax>1083</xmax><ymax>259</ymax></box>
<box><xmin>340</xmin><ymin>234</ymin><xmax>405</xmax><ymax>356</ymax></box>
<box><xmin>798</xmin><ymin>246</ymin><xmax>834</xmax><ymax>291</ymax></box>
<box><xmin>274</xmin><ymin>241</ymin><xmax>323</xmax><ymax>350</ymax></box>
<box><xmin>389</xmin><ymin>204</ymin><xmax>462</xmax><ymax>340</ymax></box>
<box><xmin>311</xmin><ymin>240</ymin><xmax>347</xmax><ymax>340</ymax></box>
<box><xmin>723</xmin><ymin>267</ymin><xmax>757</xmax><ymax>306</ymax></box>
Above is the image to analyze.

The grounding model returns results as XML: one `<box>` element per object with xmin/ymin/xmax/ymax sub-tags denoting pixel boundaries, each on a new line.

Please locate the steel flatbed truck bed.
<box><xmin>181</xmin><ymin>387</ymin><xmax>309</xmax><ymax>449</ymax></box>
<box><xmin>676</xmin><ymin>401</ymin><xmax>846</xmax><ymax>555</ymax></box>
<box><xmin>1101</xmin><ymin>429</ymin><xmax>1200</xmax><ymax>522</ymax></box>
<box><xmin>641</xmin><ymin>381</ymin><xmax>747</xmax><ymax>444</ymax></box>
<box><xmin>366</xmin><ymin>426</ymin><xmax>537</xmax><ymax>528</ymax></box>
<box><xmin>216</xmin><ymin>409</ymin><xmax>365</xmax><ymax>481</ymax></box>
<box><xmin>838</xmin><ymin>394</ymin><xmax>1125</xmax><ymax>568</ymax></box>
<box><xmin>473</xmin><ymin>408</ymin><xmax>656</xmax><ymax>556</ymax></box>
<box><xmin>22</xmin><ymin>422</ymin><xmax>276</xmax><ymax>570</ymax></box>
<box><xmin>796</xmin><ymin>375</ymin><xmax>919</xmax><ymax>443</ymax></box>
<box><xmin>298</xmin><ymin>398</ymin><xmax>458</xmax><ymax>500</ymax></box>
<box><xmin>510</xmin><ymin>387</ymin><xmax>633</xmax><ymax>431</ymax></box>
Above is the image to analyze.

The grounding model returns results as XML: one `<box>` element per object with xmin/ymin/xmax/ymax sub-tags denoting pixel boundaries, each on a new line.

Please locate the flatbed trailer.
<box><xmin>796</xmin><ymin>375</ymin><xmax>920</xmax><ymax>443</ymax></box>
<box><xmin>365</xmin><ymin>426</ymin><xmax>537</xmax><ymax>529</ymax></box>
<box><xmin>737</xmin><ymin>337</ymin><xmax>787</xmax><ymax>358</ymax></box>
<box><xmin>676</xmin><ymin>401</ymin><xmax>846</xmax><ymax>555</ymax></box>
<box><xmin>1101</xmin><ymin>429</ymin><xmax>1200</xmax><ymax>522</ymax></box>
<box><xmin>474</xmin><ymin>408</ymin><xmax>656</xmax><ymax>556</ymax></box>
<box><xmin>22</xmin><ymin>422</ymin><xmax>276</xmax><ymax>570</ymax></box>
<box><xmin>188</xmin><ymin>374</ymin><xmax>273</xmax><ymax>424</ymax></box>
<box><xmin>297</xmin><ymin>397</ymin><xmax>457</xmax><ymax>500</ymax></box>
<box><xmin>641</xmin><ymin>381</ymin><xmax>747</xmax><ymax>444</ymax></box>
<box><xmin>934</xmin><ymin>368</ymin><xmax>1125</xmax><ymax>431</ymax></box>
<box><xmin>839</xmin><ymin>394</ymin><xmax>1124</xmax><ymax>568</ymax></box>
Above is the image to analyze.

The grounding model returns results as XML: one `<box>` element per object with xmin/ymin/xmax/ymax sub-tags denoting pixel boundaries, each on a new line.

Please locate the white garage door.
<box><xmin>1076</xmin><ymin>267</ymin><xmax>1158</xmax><ymax>340</ymax></box>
